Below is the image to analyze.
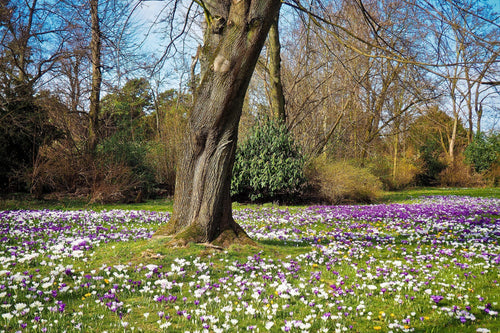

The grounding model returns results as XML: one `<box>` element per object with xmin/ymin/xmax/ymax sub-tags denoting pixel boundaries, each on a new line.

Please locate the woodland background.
<box><xmin>1</xmin><ymin>0</ymin><xmax>499</xmax><ymax>204</ymax></box>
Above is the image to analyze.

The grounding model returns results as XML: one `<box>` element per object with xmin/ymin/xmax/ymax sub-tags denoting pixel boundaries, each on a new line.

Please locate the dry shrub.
<box><xmin>438</xmin><ymin>156</ymin><xmax>484</xmax><ymax>187</ymax></box>
<box><xmin>368</xmin><ymin>154</ymin><xmax>420</xmax><ymax>190</ymax></box>
<box><xmin>392</xmin><ymin>158</ymin><xmax>420</xmax><ymax>189</ymax></box>
<box><xmin>90</xmin><ymin>162</ymin><xmax>142</xmax><ymax>204</ymax></box>
<box><xmin>29</xmin><ymin>140</ymin><xmax>144</xmax><ymax>203</ymax></box>
<box><xmin>484</xmin><ymin>162</ymin><xmax>500</xmax><ymax>186</ymax></box>
<box><xmin>145</xmin><ymin>140</ymin><xmax>178</xmax><ymax>195</ymax></box>
<box><xmin>29</xmin><ymin>140</ymin><xmax>88</xmax><ymax>197</ymax></box>
<box><xmin>306</xmin><ymin>157</ymin><xmax>382</xmax><ymax>204</ymax></box>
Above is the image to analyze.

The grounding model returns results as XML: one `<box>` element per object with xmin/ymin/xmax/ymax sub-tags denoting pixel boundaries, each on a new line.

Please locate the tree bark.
<box><xmin>268</xmin><ymin>14</ymin><xmax>286</xmax><ymax>123</ymax></box>
<box><xmin>88</xmin><ymin>0</ymin><xmax>102</xmax><ymax>155</ymax></box>
<box><xmin>155</xmin><ymin>0</ymin><xmax>281</xmax><ymax>247</ymax></box>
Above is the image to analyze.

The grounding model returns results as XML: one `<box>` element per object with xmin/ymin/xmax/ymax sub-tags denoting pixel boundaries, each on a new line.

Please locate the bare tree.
<box><xmin>88</xmin><ymin>0</ymin><xmax>102</xmax><ymax>155</ymax></box>
<box><xmin>0</xmin><ymin>0</ymin><xmax>68</xmax><ymax>188</ymax></box>
<box><xmin>405</xmin><ymin>0</ymin><xmax>500</xmax><ymax>160</ymax></box>
<box><xmin>268</xmin><ymin>14</ymin><xmax>286</xmax><ymax>123</ymax></box>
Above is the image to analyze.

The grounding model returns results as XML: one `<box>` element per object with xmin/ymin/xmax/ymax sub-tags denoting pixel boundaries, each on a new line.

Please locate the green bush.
<box><xmin>464</xmin><ymin>132</ymin><xmax>499</xmax><ymax>173</ymax></box>
<box><xmin>306</xmin><ymin>157</ymin><xmax>382</xmax><ymax>204</ymax></box>
<box><xmin>415</xmin><ymin>139</ymin><xmax>447</xmax><ymax>186</ymax></box>
<box><xmin>231</xmin><ymin>119</ymin><xmax>305</xmax><ymax>202</ymax></box>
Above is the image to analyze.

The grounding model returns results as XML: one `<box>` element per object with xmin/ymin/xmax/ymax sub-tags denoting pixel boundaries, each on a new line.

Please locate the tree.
<box><xmin>101</xmin><ymin>78</ymin><xmax>152</xmax><ymax>140</ymax></box>
<box><xmin>53</xmin><ymin>0</ymin><xmax>142</xmax><ymax>151</ymax></box>
<box><xmin>154</xmin><ymin>0</ymin><xmax>282</xmax><ymax>247</ymax></box>
<box><xmin>411</xmin><ymin>0</ymin><xmax>500</xmax><ymax>161</ymax></box>
<box><xmin>0</xmin><ymin>0</ymin><xmax>67</xmax><ymax>190</ymax></box>
<box><xmin>409</xmin><ymin>106</ymin><xmax>467</xmax><ymax>185</ymax></box>
<box><xmin>464</xmin><ymin>132</ymin><xmax>499</xmax><ymax>173</ymax></box>
<box><xmin>88</xmin><ymin>0</ymin><xmax>102</xmax><ymax>155</ymax></box>
<box><xmin>268</xmin><ymin>14</ymin><xmax>286</xmax><ymax>123</ymax></box>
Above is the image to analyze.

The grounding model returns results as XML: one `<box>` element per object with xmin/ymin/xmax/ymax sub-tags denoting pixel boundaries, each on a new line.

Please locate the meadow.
<box><xmin>0</xmin><ymin>190</ymin><xmax>499</xmax><ymax>332</ymax></box>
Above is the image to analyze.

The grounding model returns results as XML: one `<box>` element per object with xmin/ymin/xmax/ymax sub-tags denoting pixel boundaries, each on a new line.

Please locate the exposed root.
<box><xmin>150</xmin><ymin>235</ymin><xmax>170</xmax><ymax>240</ymax></box>
<box><xmin>200</xmin><ymin>243</ymin><xmax>225</xmax><ymax>251</ymax></box>
<box><xmin>140</xmin><ymin>249</ymin><xmax>165</xmax><ymax>259</ymax></box>
<box><xmin>211</xmin><ymin>222</ymin><xmax>256</xmax><ymax>248</ymax></box>
<box><xmin>162</xmin><ymin>220</ymin><xmax>257</xmax><ymax>249</ymax></box>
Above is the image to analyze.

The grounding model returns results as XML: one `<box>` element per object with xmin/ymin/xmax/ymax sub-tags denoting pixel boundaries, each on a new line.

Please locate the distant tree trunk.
<box><xmin>155</xmin><ymin>0</ymin><xmax>281</xmax><ymax>247</ymax></box>
<box><xmin>268</xmin><ymin>14</ymin><xmax>286</xmax><ymax>123</ymax></box>
<box><xmin>392</xmin><ymin>131</ymin><xmax>399</xmax><ymax>182</ymax></box>
<box><xmin>476</xmin><ymin>103</ymin><xmax>482</xmax><ymax>135</ymax></box>
<box><xmin>448</xmin><ymin>75</ymin><xmax>459</xmax><ymax>164</ymax></box>
<box><xmin>88</xmin><ymin>0</ymin><xmax>101</xmax><ymax>155</ymax></box>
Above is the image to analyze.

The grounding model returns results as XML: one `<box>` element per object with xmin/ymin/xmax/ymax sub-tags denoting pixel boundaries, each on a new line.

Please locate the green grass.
<box><xmin>0</xmin><ymin>195</ymin><xmax>175</xmax><ymax>211</ymax></box>
<box><xmin>379</xmin><ymin>187</ymin><xmax>500</xmax><ymax>203</ymax></box>
<box><xmin>1</xmin><ymin>187</ymin><xmax>498</xmax><ymax>211</ymax></box>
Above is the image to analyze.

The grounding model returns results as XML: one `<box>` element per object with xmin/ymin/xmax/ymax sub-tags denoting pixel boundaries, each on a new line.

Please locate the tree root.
<box><xmin>211</xmin><ymin>223</ymin><xmax>256</xmax><ymax>248</ymax></box>
<box><xmin>140</xmin><ymin>249</ymin><xmax>165</xmax><ymax>259</ymax></box>
<box><xmin>158</xmin><ymin>220</ymin><xmax>256</xmax><ymax>249</ymax></box>
<box><xmin>200</xmin><ymin>243</ymin><xmax>225</xmax><ymax>251</ymax></box>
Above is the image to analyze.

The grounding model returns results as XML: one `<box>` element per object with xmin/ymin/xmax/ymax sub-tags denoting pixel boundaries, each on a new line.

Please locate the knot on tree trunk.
<box><xmin>211</xmin><ymin>16</ymin><xmax>226</xmax><ymax>34</ymax></box>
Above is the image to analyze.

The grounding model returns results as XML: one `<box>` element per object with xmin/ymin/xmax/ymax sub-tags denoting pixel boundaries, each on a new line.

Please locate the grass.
<box><xmin>379</xmin><ymin>187</ymin><xmax>500</xmax><ymax>203</ymax></box>
<box><xmin>0</xmin><ymin>188</ymin><xmax>498</xmax><ymax>332</ymax></box>
<box><xmin>0</xmin><ymin>195</ymin><xmax>175</xmax><ymax>211</ymax></box>
<box><xmin>1</xmin><ymin>187</ymin><xmax>498</xmax><ymax>211</ymax></box>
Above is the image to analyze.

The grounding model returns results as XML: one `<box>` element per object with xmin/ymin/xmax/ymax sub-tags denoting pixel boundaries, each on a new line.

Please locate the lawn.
<box><xmin>0</xmin><ymin>189</ymin><xmax>498</xmax><ymax>332</ymax></box>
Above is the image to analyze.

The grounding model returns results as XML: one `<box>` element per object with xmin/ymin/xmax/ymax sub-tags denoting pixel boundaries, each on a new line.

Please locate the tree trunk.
<box><xmin>448</xmin><ymin>77</ymin><xmax>459</xmax><ymax>164</ymax></box>
<box><xmin>476</xmin><ymin>104</ymin><xmax>482</xmax><ymax>135</ymax></box>
<box><xmin>268</xmin><ymin>14</ymin><xmax>286</xmax><ymax>123</ymax></box>
<box><xmin>88</xmin><ymin>0</ymin><xmax>101</xmax><ymax>155</ymax></box>
<box><xmin>392</xmin><ymin>131</ymin><xmax>398</xmax><ymax>182</ymax></box>
<box><xmin>155</xmin><ymin>0</ymin><xmax>281</xmax><ymax>247</ymax></box>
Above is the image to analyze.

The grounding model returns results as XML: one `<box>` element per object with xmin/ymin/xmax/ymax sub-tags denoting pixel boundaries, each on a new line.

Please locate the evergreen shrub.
<box><xmin>231</xmin><ymin>119</ymin><xmax>305</xmax><ymax>202</ymax></box>
<box><xmin>464</xmin><ymin>132</ymin><xmax>499</xmax><ymax>173</ymax></box>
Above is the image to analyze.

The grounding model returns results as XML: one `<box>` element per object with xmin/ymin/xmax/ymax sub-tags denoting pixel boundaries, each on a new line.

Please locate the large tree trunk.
<box><xmin>155</xmin><ymin>0</ymin><xmax>281</xmax><ymax>247</ymax></box>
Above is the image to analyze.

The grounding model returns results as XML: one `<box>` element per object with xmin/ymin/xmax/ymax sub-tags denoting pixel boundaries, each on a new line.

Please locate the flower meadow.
<box><xmin>0</xmin><ymin>196</ymin><xmax>499</xmax><ymax>332</ymax></box>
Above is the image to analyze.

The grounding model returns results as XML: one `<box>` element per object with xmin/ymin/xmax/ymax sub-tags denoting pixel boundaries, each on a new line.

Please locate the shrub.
<box><xmin>231</xmin><ymin>119</ymin><xmax>306</xmax><ymax>202</ymax></box>
<box><xmin>306</xmin><ymin>157</ymin><xmax>382</xmax><ymax>204</ymax></box>
<box><xmin>438</xmin><ymin>155</ymin><xmax>484</xmax><ymax>187</ymax></box>
<box><xmin>27</xmin><ymin>140</ymin><xmax>90</xmax><ymax>197</ymax></box>
<box><xmin>98</xmin><ymin>134</ymin><xmax>156</xmax><ymax>198</ymax></box>
<box><xmin>415</xmin><ymin>139</ymin><xmax>447</xmax><ymax>186</ymax></box>
<box><xmin>89</xmin><ymin>162</ymin><xmax>142</xmax><ymax>204</ymax></box>
<box><xmin>28</xmin><ymin>139</ymin><xmax>148</xmax><ymax>203</ymax></box>
<box><xmin>484</xmin><ymin>162</ymin><xmax>500</xmax><ymax>186</ymax></box>
<box><xmin>144</xmin><ymin>140</ymin><xmax>178</xmax><ymax>195</ymax></box>
<box><xmin>464</xmin><ymin>132</ymin><xmax>499</xmax><ymax>173</ymax></box>
<box><xmin>368</xmin><ymin>154</ymin><xmax>419</xmax><ymax>190</ymax></box>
